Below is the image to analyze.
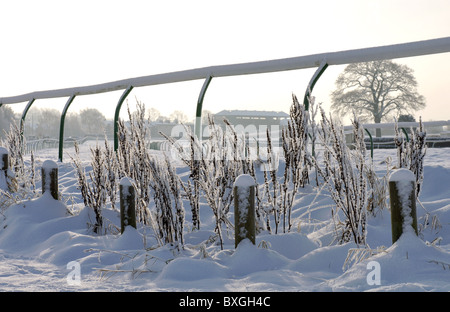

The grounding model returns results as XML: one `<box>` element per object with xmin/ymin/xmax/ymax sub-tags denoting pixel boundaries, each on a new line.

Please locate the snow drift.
<box><xmin>0</xmin><ymin>143</ymin><xmax>449</xmax><ymax>292</ymax></box>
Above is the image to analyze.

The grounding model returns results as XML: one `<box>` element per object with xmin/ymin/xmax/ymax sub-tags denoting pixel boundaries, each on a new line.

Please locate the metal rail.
<box><xmin>344</xmin><ymin>120</ymin><xmax>450</xmax><ymax>158</ymax></box>
<box><xmin>58</xmin><ymin>95</ymin><xmax>76</xmax><ymax>161</ymax></box>
<box><xmin>1</xmin><ymin>36</ymin><xmax>449</xmax><ymax>161</ymax></box>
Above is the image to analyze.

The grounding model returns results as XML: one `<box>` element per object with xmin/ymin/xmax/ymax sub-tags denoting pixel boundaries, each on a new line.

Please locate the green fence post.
<box><xmin>42</xmin><ymin>160</ymin><xmax>59</xmax><ymax>200</ymax></box>
<box><xmin>120</xmin><ymin>177</ymin><xmax>136</xmax><ymax>234</ymax></box>
<box><xmin>195</xmin><ymin>75</ymin><xmax>213</xmax><ymax>141</ymax></box>
<box><xmin>58</xmin><ymin>95</ymin><xmax>76</xmax><ymax>162</ymax></box>
<box><xmin>0</xmin><ymin>147</ymin><xmax>18</xmax><ymax>193</ymax></box>
<box><xmin>364</xmin><ymin>128</ymin><xmax>374</xmax><ymax>159</ymax></box>
<box><xmin>20</xmin><ymin>98</ymin><xmax>35</xmax><ymax>144</ymax></box>
<box><xmin>303</xmin><ymin>59</ymin><xmax>328</xmax><ymax>111</ymax></box>
<box><xmin>401</xmin><ymin>127</ymin><xmax>410</xmax><ymax>142</ymax></box>
<box><xmin>388</xmin><ymin>168</ymin><xmax>418</xmax><ymax>244</ymax></box>
<box><xmin>114</xmin><ymin>86</ymin><xmax>134</xmax><ymax>152</ymax></box>
<box><xmin>234</xmin><ymin>174</ymin><xmax>256</xmax><ymax>248</ymax></box>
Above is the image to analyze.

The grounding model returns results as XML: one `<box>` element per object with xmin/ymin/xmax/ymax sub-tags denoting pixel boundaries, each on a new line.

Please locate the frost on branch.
<box><xmin>71</xmin><ymin>142</ymin><xmax>106</xmax><ymax>234</ymax></box>
<box><xmin>314</xmin><ymin>110</ymin><xmax>369</xmax><ymax>246</ymax></box>
<box><xmin>147</xmin><ymin>154</ymin><xmax>184</xmax><ymax>247</ymax></box>
<box><xmin>394</xmin><ymin>117</ymin><xmax>426</xmax><ymax>198</ymax></box>
<box><xmin>262</xmin><ymin>94</ymin><xmax>312</xmax><ymax>234</ymax></box>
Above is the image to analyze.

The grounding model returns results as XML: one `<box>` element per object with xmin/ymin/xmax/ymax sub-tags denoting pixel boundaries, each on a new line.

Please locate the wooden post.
<box><xmin>42</xmin><ymin>160</ymin><xmax>59</xmax><ymax>200</ymax></box>
<box><xmin>0</xmin><ymin>147</ymin><xmax>18</xmax><ymax>193</ymax></box>
<box><xmin>233</xmin><ymin>174</ymin><xmax>256</xmax><ymax>248</ymax></box>
<box><xmin>389</xmin><ymin>168</ymin><xmax>418</xmax><ymax>244</ymax></box>
<box><xmin>120</xmin><ymin>177</ymin><xmax>136</xmax><ymax>234</ymax></box>
<box><xmin>0</xmin><ymin>147</ymin><xmax>8</xmax><ymax>191</ymax></box>
<box><xmin>0</xmin><ymin>147</ymin><xmax>7</xmax><ymax>171</ymax></box>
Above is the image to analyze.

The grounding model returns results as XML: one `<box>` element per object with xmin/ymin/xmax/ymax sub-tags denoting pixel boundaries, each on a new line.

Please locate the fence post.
<box><xmin>0</xmin><ymin>147</ymin><xmax>9</xmax><ymax>191</ymax></box>
<box><xmin>233</xmin><ymin>174</ymin><xmax>256</xmax><ymax>248</ymax></box>
<box><xmin>0</xmin><ymin>147</ymin><xmax>18</xmax><ymax>193</ymax></box>
<box><xmin>42</xmin><ymin>160</ymin><xmax>59</xmax><ymax>200</ymax></box>
<box><xmin>114</xmin><ymin>86</ymin><xmax>134</xmax><ymax>152</ymax></box>
<box><xmin>120</xmin><ymin>177</ymin><xmax>136</xmax><ymax>234</ymax></box>
<box><xmin>388</xmin><ymin>168</ymin><xmax>418</xmax><ymax>244</ymax></box>
<box><xmin>0</xmin><ymin>147</ymin><xmax>8</xmax><ymax>171</ymax></box>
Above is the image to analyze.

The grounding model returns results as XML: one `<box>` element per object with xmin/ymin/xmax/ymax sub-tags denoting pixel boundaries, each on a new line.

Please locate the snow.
<box><xmin>0</xmin><ymin>142</ymin><xmax>450</xmax><ymax>292</ymax></box>
<box><xmin>0</xmin><ymin>172</ymin><xmax>7</xmax><ymax>192</ymax></box>
<box><xmin>389</xmin><ymin>169</ymin><xmax>417</xmax><ymax>234</ymax></box>
<box><xmin>119</xmin><ymin>177</ymin><xmax>133</xmax><ymax>187</ymax></box>
<box><xmin>42</xmin><ymin>159</ymin><xmax>58</xmax><ymax>170</ymax></box>
<box><xmin>234</xmin><ymin>174</ymin><xmax>256</xmax><ymax>187</ymax></box>
<box><xmin>119</xmin><ymin>177</ymin><xmax>134</xmax><ymax>198</ymax></box>
<box><xmin>0</xmin><ymin>177</ymin><xmax>6</xmax><ymax>191</ymax></box>
<box><xmin>329</xmin><ymin>232</ymin><xmax>450</xmax><ymax>291</ymax></box>
<box><xmin>397</xmin><ymin>179</ymin><xmax>415</xmax><ymax>233</ymax></box>
<box><xmin>389</xmin><ymin>168</ymin><xmax>415</xmax><ymax>182</ymax></box>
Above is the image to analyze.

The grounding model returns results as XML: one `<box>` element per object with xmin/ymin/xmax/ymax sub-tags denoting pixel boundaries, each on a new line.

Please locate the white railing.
<box><xmin>343</xmin><ymin>120</ymin><xmax>450</xmax><ymax>131</ymax></box>
<box><xmin>1</xmin><ymin>37</ymin><xmax>450</xmax><ymax>105</ymax></box>
<box><xmin>1</xmin><ymin>36</ymin><xmax>450</xmax><ymax>161</ymax></box>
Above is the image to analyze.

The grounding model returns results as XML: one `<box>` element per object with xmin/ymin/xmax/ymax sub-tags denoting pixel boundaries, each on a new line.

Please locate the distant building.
<box><xmin>213</xmin><ymin>110</ymin><xmax>289</xmax><ymax>127</ymax></box>
<box><xmin>148</xmin><ymin>110</ymin><xmax>290</xmax><ymax>141</ymax></box>
<box><xmin>150</xmin><ymin>121</ymin><xmax>193</xmax><ymax>139</ymax></box>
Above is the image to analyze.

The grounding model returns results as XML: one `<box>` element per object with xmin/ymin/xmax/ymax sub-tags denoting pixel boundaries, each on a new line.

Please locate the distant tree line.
<box><xmin>0</xmin><ymin>106</ymin><xmax>16</xmax><ymax>139</ymax></box>
<box><xmin>0</xmin><ymin>106</ymin><xmax>108</xmax><ymax>140</ymax></box>
<box><xmin>0</xmin><ymin>104</ymin><xmax>208</xmax><ymax>140</ymax></box>
<box><xmin>27</xmin><ymin>107</ymin><xmax>109</xmax><ymax>139</ymax></box>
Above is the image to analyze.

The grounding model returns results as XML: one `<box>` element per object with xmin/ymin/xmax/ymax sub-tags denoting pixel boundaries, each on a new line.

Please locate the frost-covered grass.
<box><xmin>0</xmin><ymin>142</ymin><xmax>449</xmax><ymax>292</ymax></box>
<box><xmin>0</xmin><ymin>101</ymin><xmax>448</xmax><ymax>291</ymax></box>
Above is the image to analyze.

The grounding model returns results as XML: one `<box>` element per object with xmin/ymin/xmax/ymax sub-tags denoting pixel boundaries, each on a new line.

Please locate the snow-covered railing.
<box><xmin>343</xmin><ymin>120</ymin><xmax>450</xmax><ymax>132</ymax></box>
<box><xmin>2</xmin><ymin>37</ymin><xmax>450</xmax><ymax>105</ymax></box>
<box><xmin>343</xmin><ymin>120</ymin><xmax>450</xmax><ymax>157</ymax></box>
<box><xmin>25</xmin><ymin>135</ymin><xmax>99</xmax><ymax>154</ymax></box>
<box><xmin>1</xmin><ymin>36</ymin><xmax>450</xmax><ymax>161</ymax></box>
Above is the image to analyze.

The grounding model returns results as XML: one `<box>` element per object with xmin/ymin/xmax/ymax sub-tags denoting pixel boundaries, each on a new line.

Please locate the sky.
<box><xmin>1</xmin><ymin>0</ymin><xmax>450</xmax><ymax>125</ymax></box>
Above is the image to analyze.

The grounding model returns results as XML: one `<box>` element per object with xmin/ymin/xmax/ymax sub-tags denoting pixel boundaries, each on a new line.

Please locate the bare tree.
<box><xmin>0</xmin><ymin>105</ymin><xmax>15</xmax><ymax>140</ymax></box>
<box><xmin>170</xmin><ymin>110</ymin><xmax>188</xmax><ymax>124</ymax></box>
<box><xmin>147</xmin><ymin>107</ymin><xmax>161</xmax><ymax>122</ymax></box>
<box><xmin>79</xmin><ymin>108</ymin><xmax>106</xmax><ymax>135</ymax></box>
<box><xmin>36</xmin><ymin>108</ymin><xmax>60</xmax><ymax>138</ymax></box>
<box><xmin>331</xmin><ymin>60</ymin><xmax>425</xmax><ymax>137</ymax></box>
<box><xmin>64</xmin><ymin>112</ymin><xmax>83</xmax><ymax>138</ymax></box>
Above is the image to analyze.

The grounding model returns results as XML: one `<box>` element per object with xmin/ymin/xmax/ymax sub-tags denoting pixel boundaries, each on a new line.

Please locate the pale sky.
<box><xmin>1</xmin><ymin>0</ymin><xmax>449</xmax><ymax>124</ymax></box>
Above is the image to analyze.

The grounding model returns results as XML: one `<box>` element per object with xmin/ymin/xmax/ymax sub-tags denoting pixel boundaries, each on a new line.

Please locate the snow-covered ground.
<box><xmin>0</xmin><ymin>142</ymin><xmax>449</xmax><ymax>292</ymax></box>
